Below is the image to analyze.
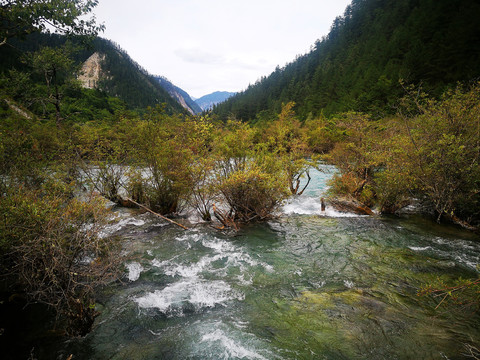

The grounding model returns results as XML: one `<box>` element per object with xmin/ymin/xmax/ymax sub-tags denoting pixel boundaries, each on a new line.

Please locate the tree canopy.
<box><xmin>0</xmin><ymin>0</ymin><xmax>103</xmax><ymax>46</ymax></box>
<box><xmin>214</xmin><ymin>0</ymin><xmax>480</xmax><ymax>121</ymax></box>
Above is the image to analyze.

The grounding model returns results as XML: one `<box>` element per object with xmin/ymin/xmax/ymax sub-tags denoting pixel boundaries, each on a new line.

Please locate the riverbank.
<box><xmin>3</xmin><ymin>168</ymin><xmax>479</xmax><ymax>359</ymax></box>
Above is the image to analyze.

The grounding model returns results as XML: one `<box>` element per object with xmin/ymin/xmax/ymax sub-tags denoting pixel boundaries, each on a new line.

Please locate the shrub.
<box><xmin>0</xmin><ymin>184</ymin><xmax>121</xmax><ymax>336</ymax></box>
<box><xmin>216</xmin><ymin>163</ymin><xmax>288</xmax><ymax>225</ymax></box>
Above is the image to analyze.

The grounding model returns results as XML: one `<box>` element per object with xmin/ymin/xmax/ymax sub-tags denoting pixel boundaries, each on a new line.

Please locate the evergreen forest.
<box><xmin>0</xmin><ymin>0</ymin><xmax>479</xmax><ymax>357</ymax></box>
<box><xmin>214</xmin><ymin>0</ymin><xmax>480</xmax><ymax>120</ymax></box>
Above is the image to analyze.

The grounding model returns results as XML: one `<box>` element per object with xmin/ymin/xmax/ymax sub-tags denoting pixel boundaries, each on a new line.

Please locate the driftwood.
<box><xmin>446</xmin><ymin>213</ymin><xmax>478</xmax><ymax>233</ymax></box>
<box><xmin>329</xmin><ymin>197</ymin><xmax>374</xmax><ymax>215</ymax></box>
<box><xmin>125</xmin><ymin>198</ymin><xmax>189</xmax><ymax>230</ymax></box>
<box><xmin>212</xmin><ymin>203</ymin><xmax>239</xmax><ymax>231</ymax></box>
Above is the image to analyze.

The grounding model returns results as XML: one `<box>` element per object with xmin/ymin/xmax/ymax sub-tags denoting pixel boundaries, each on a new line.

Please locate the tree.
<box><xmin>127</xmin><ymin>114</ymin><xmax>195</xmax><ymax>215</ymax></box>
<box><xmin>30</xmin><ymin>43</ymin><xmax>80</xmax><ymax>125</ymax></box>
<box><xmin>213</xmin><ymin>0</ymin><xmax>480</xmax><ymax>121</ymax></box>
<box><xmin>0</xmin><ymin>0</ymin><xmax>104</xmax><ymax>46</ymax></box>
<box><xmin>262</xmin><ymin>102</ymin><xmax>317</xmax><ymax>195</ymax></box>
<box><xmin>327</xmin><ymin>84</ymin><xmax>480</xmax><ymax>227</ymax></box>
<box><xmin>395</xmin><ymin>84</ymin><xmax>480</xmax><ymax>225</ymax></box>
<box><xmin>325</xmin><ymin>112</ymin><xmax>380</xmax><ymax>207</ymax></box>
<box><xmin>212</xmin><ymin>120</ymin><xmax>288</xmax><ymax>228</ymax></box>
<box><xmin>0</xmin><ymin>184</ymin><xmax>121</xmax><ymax>336</ymax></box>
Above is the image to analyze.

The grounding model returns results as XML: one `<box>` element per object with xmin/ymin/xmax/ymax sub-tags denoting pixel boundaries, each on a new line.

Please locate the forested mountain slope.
<box><xmin>83</xmin><ymin>38</ymin><xmax>186</xmax><ymax>112</ymax></box>
<box><xmin>0</xmin><ymin>33</ymin><xmax>186</xmax><ymax>113</ymax></box>
<box><xmin>214</xmin><ymin>0</ymin><xmax>480</xmax><ymax>121</ymax></box>
<box><xmin>155</xmin><ymin>76</ymin><xmax>202</xmax><ymax>115</ymax></box>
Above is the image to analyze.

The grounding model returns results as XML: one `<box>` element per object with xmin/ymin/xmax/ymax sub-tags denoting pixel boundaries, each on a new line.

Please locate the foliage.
<box><xmin>396</xmin><ymin>84</ymin><xmax>480</xmax><ymax>223</ymax></box>
<box><xmin>127</xmin><ymin>114</ymin><xmax>195</xmax><ymax>215</ymax></box>
<box><xmin>212</xmin><ymin>120</ymin><xmax>289</xmax><ymax>227</ymax></box>
<box><xmin>260</xmin><ymin>102</ymin><xmax>318</xmax><ymax>195</ymax></box>
<box><xmin>0</xmin><ymin>1</ymin><xmax>131</xmax><ymax>338</ymax></box>
<box><xmin>0</xmin><ymin>0</ymin><xmax>103</xmax><ymax>46</ymax></box>
<box><xmin>216</xmin><ymin>163</ymin><xmax>287</xmax><ymax>224</ymax></box>
<box><xmin>303</xmin><ymin>115</ymin><xmax>342</xmax><ymax>154</ymax></box>
<box><xmin>325</xmin><ymin>84</ymin><xmax>480</xmax><ymax>227</ymax></box>
<box><xmin>28</xmin><ymin>43</ymin><xmax>81</xmax><ymax>125</ymax></box>
<box><xmin>184</xmin><ymin>116</ymin><xmax>217</xmax><ymax>221</ymax></box>
<box><xmin>0</xmin><ymin>100</ymin><xmax>124</xmax><ymax>338</ymax></box>
<box><xmin>0</xmin><ymin>114</ymin><xmax>45</xmax><ymax>188</ymax></box>
<box><xmin>214</xmin><ymin>0</ymin><xmax>480</xmax><ymax>121</ymax></box>
<box><xmin>0</xmin><ymin>39</ymin><xmax>133</xmax><ymax>124</ymax></box>
<box><xmin>75</xmin><ymin>119</ymin><xmax>131</xmax><ymax>203</ymax></box>
<box><xmin>324</xmin><ymin>112</ymin><xmax>379</xmax><ymax>207</ymax></box>
<box><xmin>0</xmin><ymin>181</ymin><xmax>121</xmax><ymax>336</ymax></box>
<box><xmin>0</xmin><ymin>32</ymin><xmax>185</xmax><ymax>115</ymax></box>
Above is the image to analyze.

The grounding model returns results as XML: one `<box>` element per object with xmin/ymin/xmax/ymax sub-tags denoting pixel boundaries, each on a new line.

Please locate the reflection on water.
<box><xmin>48</xmin><ymin>166</ymin><xmax>480</xmax><ymax>359</ymax></box>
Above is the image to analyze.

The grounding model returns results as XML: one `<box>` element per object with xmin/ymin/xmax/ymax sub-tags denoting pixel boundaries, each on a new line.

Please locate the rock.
<box><xmin>78</xmin><ymin>52</ymin><xmax>105</xmax><ymax>89</ymax></box>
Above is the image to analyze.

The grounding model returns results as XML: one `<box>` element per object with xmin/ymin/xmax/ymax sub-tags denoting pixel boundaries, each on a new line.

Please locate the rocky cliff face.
<box><xmin>154</xmin><ymin>76</ymin><xmax>201</xmax><ymax>115</ymax></box>
<box><xmin>78</xmin><ymin>51</ymin><xmax>197</xmax><ymax>114</ymax></box>
<box><xmin>78</xmin><ymin>52</ymin><xmax>105</xmax><ymax>89</ymax></box>
<box><xmin>171</xmin><ymin>90</ymin><xmax>195</xmax><ymax>115</ymax></box>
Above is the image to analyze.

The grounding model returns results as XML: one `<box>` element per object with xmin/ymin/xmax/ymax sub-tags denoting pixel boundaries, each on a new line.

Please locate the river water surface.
<box><xmin>57</xmin><ymin>166</ymin><xmax>479</xmax><ymax>359</ymax></box>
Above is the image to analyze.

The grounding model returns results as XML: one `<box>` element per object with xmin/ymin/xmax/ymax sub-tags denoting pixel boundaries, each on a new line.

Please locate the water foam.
<box><xmin>137</xmin><ymin>232</ymin><xmax>275</xmax><ymax>317</ymax></box>
<box><xmin>154</xmin><ymin>233</ymin><xmax>272</xmax><ymax>279</ymax></box>
<box><xmin>99</xmin><ymin>216</ymin><xmax>146</xmax><ymax>238</ymax></box>
<box><xmin>200</xmin><ymin>329</ymin><xmax>268</xmax><ymax>360</ymax></box>
<box><xmin>161</xmin><ymin>255</ymin><xmax>218</xmax><ymax>278</ymax></box>
<box><xmin>408</xmin><ymin>246</ymin><xmax>433</xmax><ymax>251</ymax></box>
<box><xmin>126</xmin><ymin>262</ymin><xmax>144</xmax><ymax>281</ymax></box>
<box><xmin>135</xmin><ymin>279</ymin><xmax>242</xmax><ymax>315</ymax></box>
<box><xmin>409</xmin><ymin>240</ymin><xmax>479</xmax><ymax>271</ymax></box>
<box><xmin>282</xmin><ymin>196</ymin><xmax>364</xmax><ymax>217</ymax></box>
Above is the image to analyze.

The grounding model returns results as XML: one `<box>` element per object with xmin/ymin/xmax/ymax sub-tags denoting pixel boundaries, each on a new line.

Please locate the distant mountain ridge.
<box><xmin>195</xmin><ymin>91</ymin><xmax>236</xmax><ymax>111</ymax></box>
<box><xmin>154</xmin><ymin>76</ymin><xmax>201</xmax><ymax>115</ymax></box>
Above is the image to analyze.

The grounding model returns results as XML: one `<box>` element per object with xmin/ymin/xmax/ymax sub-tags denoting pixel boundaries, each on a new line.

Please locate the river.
<box><xmin>42</xmin><ymin>166</ymin><xmax>480</xmax><ymax>359</ymax></box>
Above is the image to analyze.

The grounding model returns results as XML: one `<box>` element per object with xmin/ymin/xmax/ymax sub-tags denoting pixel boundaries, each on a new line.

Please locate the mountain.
<box><xmin>78</xmin><ymin>38</ymin><xmax>187</xmax><ymax>113</ymax></box>
<box><xmin>214</xmin><ymin>0</ymin><xmax>480</xmax><ymax>121</ymax></box>
<box><xmin>195</xmin><ymin>91</ymin><xmax>236</xmax><ymax>111</ymax></box>
<box><xmin>154</xmin><ymin>76</ymin><xmax>202</xmax><ymax>115</ymax></box>
<box><xmin>0</xmin><ymin>33</ymin><xmax>187</xmax><ymax>114</ymax></box>
<box><xmin>74</xmin><ymin>37</ymin><xmax>189</xmax><ymax>113</ymax></box>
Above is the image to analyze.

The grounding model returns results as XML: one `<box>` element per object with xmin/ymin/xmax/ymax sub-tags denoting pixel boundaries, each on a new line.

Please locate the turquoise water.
<box><xmin>52</xmin><ymin>166</ymin><xmax>480</xmax><ymax>359</ymax></box>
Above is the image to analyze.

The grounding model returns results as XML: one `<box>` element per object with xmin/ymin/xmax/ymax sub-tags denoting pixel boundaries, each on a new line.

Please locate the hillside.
<box><xmin>195</xmin><ymin>91</ymin><xmax>236</xmax><ymax>111</ymax></box>
<box><xmin>0</xmin><ymin>33</ymin><xmax>186</xmax><ymax>113</ymax></box>
<box><xmin>214</xmin><ymin>0</ymin><xmax>480</xmax><ymax>121</ymax></box>
<box><xmin>154</xmin><ymin>76</ymin><xmax>201</xmax><ymax>115</ymax></box>
<box><xmin>80</xmin><ymin>38</ymin><xmax>186</xmax><ymax>112</ymax></box>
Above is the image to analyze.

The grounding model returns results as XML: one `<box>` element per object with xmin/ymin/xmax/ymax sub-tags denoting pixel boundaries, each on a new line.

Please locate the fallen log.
<box><xmin>329</xmin><ymin>197</ymin><xmax>374</xmax><ymax>215</ymax></box>
<box><xmin>446</xmin><ymin>213</ymin><xmax>478</xmax><ymax>233</ymax></box>
<box><xmin>212</xmin><ymin>203</ymin><xmax>239</xmax><ymax>231</ymax></box>
<box><xmin>125</xmin><ymin>198</ymin><xmax>189</xmax><ymax>230</ymax></box>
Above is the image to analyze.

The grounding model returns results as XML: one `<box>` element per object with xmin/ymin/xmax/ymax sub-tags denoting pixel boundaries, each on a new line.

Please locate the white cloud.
<box><xmin>92</xmin><ymin>0</ymin><xmax>352</xmax><ymax>98</ymax></box>
<box><xmin>174</xmin><ymin>48</ymin><xmax>225</xmax><ymax>65</ymax></box>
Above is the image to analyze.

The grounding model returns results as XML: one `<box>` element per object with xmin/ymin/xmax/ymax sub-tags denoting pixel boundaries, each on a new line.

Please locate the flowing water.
<box><xmin>52</xmin><ymin>167</ymin><xmax>479</xmax><ymax>359</ymax></box>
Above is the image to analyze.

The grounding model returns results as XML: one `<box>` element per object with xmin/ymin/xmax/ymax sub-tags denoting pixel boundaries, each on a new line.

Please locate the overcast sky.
<box><xmin>92</xmin><ymin>0</ymin><xmax>351</xmax><ymax>98</ymax></box>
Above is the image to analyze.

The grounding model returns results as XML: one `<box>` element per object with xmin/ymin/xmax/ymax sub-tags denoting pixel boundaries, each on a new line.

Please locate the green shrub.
<box><xmin>0</xmin><ymin>184</ymin><xmax>121</xmax><ymax>336</ymax></box>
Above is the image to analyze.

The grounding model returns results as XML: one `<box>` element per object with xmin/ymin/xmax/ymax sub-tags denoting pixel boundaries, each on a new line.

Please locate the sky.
<box><xmin>92</xmin><ymin>0</ymin><xmax>351</xmax><ymax>98</ymax></box>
